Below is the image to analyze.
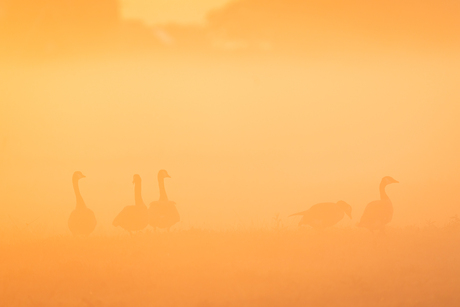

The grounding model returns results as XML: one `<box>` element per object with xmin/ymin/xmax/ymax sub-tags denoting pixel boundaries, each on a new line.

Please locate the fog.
<box><xmin>1</xmin><ymin>1</ymin><xmax>460</xmax><ymax>305</ymax></box>
<box><xmin>1</xmin><ymin>53</ymin><xmax>459</xmax><ymax>234</ymax></box>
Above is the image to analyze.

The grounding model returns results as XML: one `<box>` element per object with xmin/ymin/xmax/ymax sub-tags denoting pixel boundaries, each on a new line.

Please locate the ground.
<box><xmin>1</xmin><ymin>223</ymin><xmax>460</xmax><ymax>307</ymax></box>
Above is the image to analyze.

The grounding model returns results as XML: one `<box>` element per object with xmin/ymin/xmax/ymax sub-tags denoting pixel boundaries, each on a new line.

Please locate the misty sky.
<box><xmin>1</xmin><ymin>0</ymin><xmax>459</xmax><ymax>234</ymax></box>
<box><xmin>120</xmin><ymin>0</ymin><xmax>230</xmax><ymax>24</ymax></box>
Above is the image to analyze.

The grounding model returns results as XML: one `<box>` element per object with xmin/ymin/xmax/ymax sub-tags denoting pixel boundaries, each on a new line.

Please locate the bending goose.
<box><xmin>149</xmin><ymin>170</ymin><xmax>180</xmax><ymax>230</ymax></box>
<box><xmin>358</xmin><ymin>176</ymin><xmax>399</xmax><ymax>232</ymax></box>
<box><xmin>113</xmin><ymin>174</ymin><xmax>148</xmax><ymax>233</ymax></box>
<box><xmin>68</xmin><ymin>171</ymin><xmax>97</xmax><ymax>235</ymax></box>
<box><xmin>289</xmin><ymin>201</ymin><xmax>352</xmax><ymax>228</ymax></box>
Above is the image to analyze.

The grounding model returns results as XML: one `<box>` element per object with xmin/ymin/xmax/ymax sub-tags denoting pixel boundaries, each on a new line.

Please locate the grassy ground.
<box><xmin>1</xmin><ymin>222</ymin><xmax>460</xmax><ymax>307</ymax></box>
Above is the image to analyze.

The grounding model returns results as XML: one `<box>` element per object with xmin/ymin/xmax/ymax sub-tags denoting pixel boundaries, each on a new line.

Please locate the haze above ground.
<box><xmin>1</xmin><ymin>53</ymin><xmax>459</xmax><ymax>234</ymax></box>
<box><xmin>1</xmin><ymin>0</ymin><xmax>459</xmax><ymax>234</ymax></box>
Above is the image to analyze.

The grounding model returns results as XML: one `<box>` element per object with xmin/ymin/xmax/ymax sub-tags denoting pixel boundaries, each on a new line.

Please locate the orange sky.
<box><xmin>1</xmin><ymin>0</ymin><xmax>460</xmax><ymax>235</ymax></box>
<box><xmin>120</xmin><ymin>0</ymin><xmax>230</xmax><ymax>24</ymax></box>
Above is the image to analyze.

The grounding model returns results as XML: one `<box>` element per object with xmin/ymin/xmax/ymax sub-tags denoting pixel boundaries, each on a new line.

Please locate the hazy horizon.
<box><xmin>1</xmin><ymin>53</ymin><xmax>459</xmax><ymax>234</ymax></box>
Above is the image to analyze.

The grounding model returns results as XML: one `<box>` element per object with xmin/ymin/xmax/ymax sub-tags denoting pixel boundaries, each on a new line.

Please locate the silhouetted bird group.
<box><xmin>68</xmin><ymin>170</ymin><xmax>180</xmax><ymax>236</ymax></box>
<box><xmin>69</xmin><ymin>171</ymin><xmax>398</xmax><ymax>235</ymax></box>
<box><xmin>289</xmin><ymin>176</ymin><xmax>399</xmax><ymax>232</ymax></box>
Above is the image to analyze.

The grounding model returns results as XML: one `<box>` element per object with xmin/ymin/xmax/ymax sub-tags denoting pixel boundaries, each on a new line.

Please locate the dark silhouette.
<box><xmin>357</xmin><ymin>176</ymin><xmax>399</xmax><ymax>232</ymax></box>
<box><xmin>113</xmin><ymin>174</ymin><xmax>148</xmax><ymax>233</ymax></box>
<box><xmin>68</xmin><ymin>171</ymin><xmax>97</xmax><ymax>236</ymax></box>
<box><xmin>149</xmin><ymin>170</ymin><xmax>180</xmax><ymax>231</ymax></box>
<box><xmin>289</xmin><ymin>201</ymin><xmax>352</xmax><ymax>228</ymax></box>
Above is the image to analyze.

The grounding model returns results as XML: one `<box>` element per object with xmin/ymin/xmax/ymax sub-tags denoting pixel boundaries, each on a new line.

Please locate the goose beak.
<box><xmin>82</xmin><ymin>174</ymin><xmax>86</xmax><ymax>178</ymax></box>
<box><xmin>393</xmin><ymin>180</ymin><xmax>399</xmax><ymax>184</ymax></box>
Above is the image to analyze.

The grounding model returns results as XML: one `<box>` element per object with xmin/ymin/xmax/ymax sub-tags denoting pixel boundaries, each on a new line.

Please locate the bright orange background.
<box><xmin>0</xmin><ymin>0</ymin><xmax>459</xmax><ymax>235</ymax></box>
<box><xmin>2</xmin><ymin>3</ymin><xmax>460</xmax><ymax>307</ymax></box>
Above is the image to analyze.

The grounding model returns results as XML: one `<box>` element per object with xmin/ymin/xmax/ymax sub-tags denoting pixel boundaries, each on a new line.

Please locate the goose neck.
<box><xmin>158</xmin><ymin>176</ymin><xmax>168</xmax><ymax>201</ymax></box>
<box><xmin>134</xmin><ymin>181</ymin><xmax>144</xmax><ymax>206</ymax></box>
<box><xmin>73</xmin><ymin>178</ymin><xmax>86</xmax><ymax>208</ymax></box>
<box><xmin>379</xmin><ymin>181</ymin><xmax>389</xmax><ymax>201</ymax></box>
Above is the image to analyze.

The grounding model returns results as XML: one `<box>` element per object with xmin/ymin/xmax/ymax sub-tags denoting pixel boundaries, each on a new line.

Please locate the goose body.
<box><xmin>113</xmin><ymin>174</ymin><xmax>148</xmax><ymax>232</ymax></box>
<box><xmin>290</xmin><ymin>201</ymin><xmax>352</xmax><ymax>228</ymax></box>
<box><xmin>358</xmin><ymin>176</ymin><xmax>399</xmax><ymax>231</ymax></box>
<box><xmin>68</xmin><ymin>171</ymin><xmax>97</xmax><ymax>236</ymax></box>
<box><xmin>149</xmin><ymin>170</ymin><xmax>180</xmax><ymax>230</ymax></box>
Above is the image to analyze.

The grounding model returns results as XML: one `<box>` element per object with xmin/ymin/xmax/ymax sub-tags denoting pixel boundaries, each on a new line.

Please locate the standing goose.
<box><xmin>289</xmin><ymin>201</ymin><xmax>352</xmax><ymax>228</ymax></box>
<box><xmin>358</xmin><ymin>176</ymin><xmax>399</xmax><ymax>232</ymax></box>
<box><xmin>149</xmin><ymin>170</ymin><xmax>180</xmax><ymax>230</ymax></box>
<box><xmin>68</xmin><ymin>171</ymin><xmax>97</xmax><ymax>236</ymax></box>
<box><xmin>113</xmin><ymin>174</ymin><xmax>148</xmax><ymax>233</ymax></box>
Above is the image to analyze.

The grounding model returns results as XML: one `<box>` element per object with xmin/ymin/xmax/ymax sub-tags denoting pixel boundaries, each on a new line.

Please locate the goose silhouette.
<box><xmin>68</xmin><ymin>171</ymin><xmax>97</xmax><ymax>236</ymax></box>
<box><xmin>113</xmin><ymin>174</ymin><xmax>148</xmax><ymax>233</ymax></box>
<box><xmin>289</xmin><ymin>201</ymin><xmax>352</xmax><ymax>228</ymax></box>
<box><xmin>149</xmin><ymin>170</ymin><xmax>180</xmax><ymax>231</ymax></box>
<box><xmin>358</xmin><ymin>176</ymin><xmax>399</xmax><ymax>232</ymax></box>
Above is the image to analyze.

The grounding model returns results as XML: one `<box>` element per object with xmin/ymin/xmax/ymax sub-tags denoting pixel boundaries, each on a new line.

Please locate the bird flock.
<box><xmin>289</xmin><ymin>176</ymin><xmax>399</xmax><ymax>232</ymax></box>
<box><xmin>69</xmin><ymin>171</ymin><xmax>398</xmax><ymax>235</ymax></box>
<box><xmin>69</xmin><ymin>170</ymin><xmax>179</xmax><ymax>235</ymax></box>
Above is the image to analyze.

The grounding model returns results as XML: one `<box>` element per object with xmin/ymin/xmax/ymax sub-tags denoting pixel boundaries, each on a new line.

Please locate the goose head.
<box><xmin>337</xmin><ymin>201</ymin><xmax>352</xmax><ymax>219</ymax></box>
<box><xmin>73</xmin><ymin>171</ymin><xmax>86</xmax><ymax>181</ymax></box>
<box><xmin>133</xmin><ymin>174</ymin><xmax>142</xmax><ymax>184</ymax></box>
<box><xmin>381</xmin><ymin>176</ymin><xmax>399</xmax><ymax>186</ymax></box>
<box><xmin>158</xmin><ymin>169</ymin><xmax>171</xmax><ymax>179</ymax></box>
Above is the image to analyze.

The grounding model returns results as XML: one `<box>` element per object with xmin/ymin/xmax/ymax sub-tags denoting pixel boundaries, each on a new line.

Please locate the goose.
<box><xmin>357</xmin><ymin>176</ymin><xmax>399</xmax><ymax>232</ymax></box>
<box><xmin>289</xmin><ymin>201</ymin><xmax>352</xmax><ymax>228</ymax></box>
<box><xmin>113</xmin><ymin>174</ymin><xmax>148</xmax><ymax>233</ymax></box>
<box><xmin>68</xmin><ymin>171</ymin><xmax>97</xmax><ymax>236</ymax></box>
<box><xmin>149</xmin><ymin>170</ymin><xmax>180</xmax><ymax>230</ymax></box>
